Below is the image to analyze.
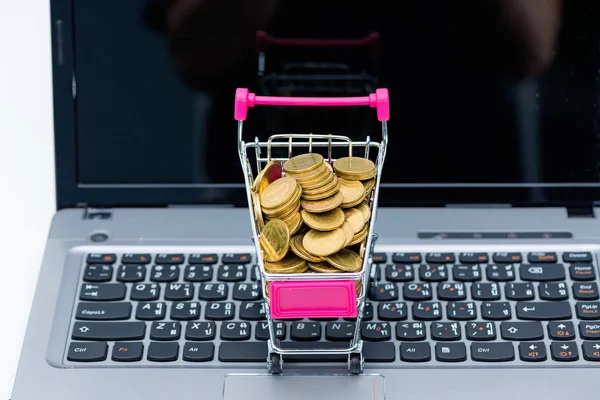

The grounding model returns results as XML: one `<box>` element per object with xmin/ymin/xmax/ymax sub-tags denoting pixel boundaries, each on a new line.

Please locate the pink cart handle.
<box><xmin>256</xmin><ymin>30</ymin><xmax>380</xmax><ymax>52</ymax></box>
<box><xmin>234</xmin><ymin>88</ymin><xmax>389</xmax><ymax>122</ymax></box>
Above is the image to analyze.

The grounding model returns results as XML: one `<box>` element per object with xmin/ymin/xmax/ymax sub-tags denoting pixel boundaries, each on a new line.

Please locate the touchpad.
<box><xmin>223</xmin><ymin>374</ymin><xmax>385</xmax><ymax>400</ymax></box>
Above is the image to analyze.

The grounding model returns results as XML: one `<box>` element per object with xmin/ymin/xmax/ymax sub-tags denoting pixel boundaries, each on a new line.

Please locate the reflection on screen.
<box><xmin>73</xmin><ymin>0</ymin><xmax>600</xmax><ymax>186</ymax></box>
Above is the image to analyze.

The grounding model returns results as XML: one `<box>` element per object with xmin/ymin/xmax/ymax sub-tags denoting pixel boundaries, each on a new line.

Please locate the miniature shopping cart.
<box><xmin>235</xmin><ymin>88</ymin><xmax>389</xmax><ymax>374</ymax></box>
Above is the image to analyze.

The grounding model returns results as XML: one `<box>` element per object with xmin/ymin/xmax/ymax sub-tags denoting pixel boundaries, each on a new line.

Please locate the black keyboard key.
<box><xmin>550</xmin><ymin>341</ymin><xmax>578</xmax><ymax>361</ymax></box>
<box><xmin>431</xmin><ymin>322</ymin><xmax>461</xmax><ymax>341</ymax></box>
<box><xmin>150</xmin><ymin>265</ymin><xmax>180</xmax><ymax>282</ymax></box>
<box><xmin>170</xmin><ymin>302</ymin><xmax>201</xmax><ymax>320</ymax></box>
<box><xmin>79</xmin><ymin>283</ymin><xmax>126</xmax><ymax>301</ymax></box>
<box><xmin>548</xmin><ymin>321</ymin><xmax>575</xmax><ymax>340</ymax></box>
<box><xmin>147</xmin><ymin>342</ymin><xmax>179</xmax><ymax>362</ymax></box>
<box><xmin>136</xmin><ymin>302</ymin><xmax>166</xmax><ymax>320</ymax></box>
<box><xmin>459</xmin><ymin>252</ymin><xmax>488</xmax><ymax>264</ymax></box>
<box><xmin>363</xmin><ymin>342</ymin><xmax>396</xmax><ymax>362</ymax></box>
<box><xmin>539</xmin><ymin>282</ymin><xmax>569</xmax><ymax>301</ymax></box>
<box><xmin>155</xmin><ymin>254</ymin><xmax>185</xmax><ymax>264</ymax></box>
<box><xmin>419</xmin><ymin>264</ymin><xmax>448</xmax><ymax>282</ymax></box>
<box><xmin>516</xmin><ymin>301</ymin><xmax>572</xmax><ymax>320</ymax></box>
<box><xmin>290</xmin><ymin>322</ymin><xmax>321</xmax><ymax>341</ymax></box>
<box><xmin>369</xmin><ymin>264</ymin><xmax>381</xmax><ymax>282</ymax></box>
<box><xmin>371</xmin><ymin>253</ymin><xmax>387</xmax><ymax>263</ymax></box>
<box><xmin>528</xmin><ymin>252</ymin><xmax>557</xmax><ymax>263</ymax></box>
<box><xmin>400</xmin><ymin>342</ymin><xmax>431</xmax><ymax>362</ymax></box>
<box><xmin>582</xmin><ymin>341</ymin><xmax>600</xmax><ymax>361</ymax></box>
<box><xmin>184</xmin><ymin>265</ymin><xmax>213</xmax><ymax>282</ymax></box>
<box><xmin>505</xmin><ymin>283</ymin><xmax>534</xmax><ymax>301</ymax></box>
<box><xmin>219</xmin><ymin>342</ymin><xmax>266</xmax><ymax>362</ymax></box>
<box><xmin>392</xmin><ymin>253</ymin><xmax>421</xmax><ymax>263</ymax></box>
<box><xmin>75</xmin><ymin>302</ymin><xmax>131</xmax><ymax>320</ymax></box>
<box><xmin>150</xmin><ymin>322</ymin><xmax>181</xmax><ymax>341</ymax></box>
<box><xmin>486</xmin><ymin>264</ymin><xmax>515</xmax><ymax>282</ymax></box>
<box><xmin>471</xmin><ymin>283</ymin><xmax>500</xmax><ymax>301</ymax></box>
<box><xmin>222</xmin><ymin>253</ymin><xmax>251</xmax><ymax>264</ymax></box>
<box><xmin>369</xmin><ymin>283</ymin><xmax>399</xmax><ymax>301</ymax></box>
<box><xmin>83</xmin><ymin>265</ymin><xmax>113</xmax><ymax>282</ymax></box>
<box><xmin>112</xmin><ymin>342</ymin><xmax>144</xmax><ymax>362</ymax></box>
<box><xmin>466</xmin><ymin>322</ymin><xmax>496</xmax><ymax>341</ymax></box>
<box><xmin>189</xmin><ymin>253</ymin><xmax>218</xmax><ymax>264</ymax></box>
<box><xmin>519</xmin><ymin>342</ymin><xmax>547</xmax><ymax>362</ymax></box>
<box><xmin>164</xmin><ymin>283</ymin><xmax>194</xmax><ymax>301</ymax></box>
<box><xmin>325</xmin><ymin>322</ymin><xmax>356</xmax><ymax>341</ymax></box>
<box><xmin>493</xmin><ymin>252</ymin><xmax>522</xmax><ymax>264</ymax></box>
<box><xmin>435</xmin><ymin>342</ymin><xmax>466</xmax><ymax>362</ymax></box>
<box><xmin>519</xmin><ymin>264</ymin><xmax>565</xmax><ymax>281</ymax></box>
<box><xmin>221</xmin><ymin>322</ymin><xmax>251</xmax><ymax>341</ymax></box>
<box><xmin>377</xmin><ymin>302</ymin><xmax>407</xmax><ymax>321</ymax></box>
<box><xmin>121</xmin><ymin>253</ymin><xmax>151</xmax><ymax>264</ymax></box>
<box><xmin>573</xmin><ymin>282</ymin><xmax>600</xmax><ymax>300</ymax></box>
<box><xmin>256</xmin><ymin>321</ymin><xmax>286</xmax><ymax>341</ymax></box>
<box><xmin>396</xmin><ymin>322</ymin><xmax>426</xmax><ymax>341</ymax></box>
<box><xmin>218</xmin><ymin>265</ymin><xmax>247</xmax><ymax>282</ymax></box>
<box><xmin>185</xmin><ymin>321</ymin><xmax>216</xmax><ymax>341</ymax></box>
<box><xmin>563</xmin><ymin>252</ymin><xmax>592</xmax><ymax>263</ymax></box>
<box><xmin>447</xmin><ymin>302</ymin><xmax>477</xmax><ymax>321</ymax></box>
<box><xmin>438</xmin><ymin>283</ymin><xmax>467</xmax><ymax>301</ymax></box>
<box><xmin>117</xmin><ymin>265</ymin><xmax>146</xmax><ymax>282</ymax></box>
<box><xmin>198</xmin><ymin>283</ymin><xmax>228</xmax><ymax>301</ymax></box>
<box><xmin>580</xmin><ymin>322</ymin><xmax>600</xmax><ymax>339</ymax></box>
<box><xmin>183</xmin><ymin>342</ymin><xmax>215</xmax><ymax>362</ymax></box>
<box><xmin>403</xmin><ymin>283</ymin><xmax>432</xmax><ymax>301</ymax></box>
<box><xmin>481</xmin><ymin>302</ymin><xmax>512</xmax><ymax>320</ymax></box>
<box><xmin>233</xmin><ymin>282</ymin><xmax>262</xmax><ymax>301</ymax></box>
<box><xmin>361</xmin><ymin>322</ymin><xmax>392</xmax><ymax>341</ymax></box>
<box><xmin>385</xmin><ymin>264</ymin><xmax>414</xmax><ymax>282</ymax></box>
<box><xmin>426</xmin><ymin>253</ymin><xmax>455</xmax><ymax>263</ymax></box>
<box><xmin>130</xmin><ymin>283</ymin><xmax>160</xmax><ymax>301</ymax></box>
<box><xmin>205</xmin><ymin>302</ymin><xmax>235</xmax><ymax>320</ymax></box>
<box><xmin>471</xmin><ymin>342</ymin><xmax>514</xmax><ymax>362</ymax></box>
<box><xmin>239</xmin><ymin>301</ymin><xmax>266</xmax><ymax>320</ymax></box>
<box><xmin>87</xmin><ymin>254</ymin><xmax>116</xmax><ymax>264</ymax></box>
<box><xmin>67</xmin><ymin>341</ymin><xmax>107</xmax><ymax>362</ymax></box>
<box><xmin>412</xmin><ymin>302</ymin><xmax>442</xmax><ymax>321</ymax></box>
<box><xmin>570</xmin><ymin>264</ymin><xmax>596</xmax><ymax>281</ymax></box>
<box><xmin>500</xmin><ymin>322</ymin><xmax>544</xmax><ymax>341</ymax></box>
<box><xmin>72</xmin><ymin>321</ymin><xmax>145</xmax><ymax>341</ymax></box>
<box><xmin>576</xmin><ymin>302</ymin><xmax>600</xmax><ymax>320</ymax></box>
<box><xmin>452</xmin><ymin>265</ymin><xmax>482</xmax><ymax>282</ymax></box>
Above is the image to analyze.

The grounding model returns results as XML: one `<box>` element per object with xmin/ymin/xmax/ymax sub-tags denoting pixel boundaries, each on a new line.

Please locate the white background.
<box><xmin>0</xmin><ymin>0</ymin><xmax>55</xmax><ymax>398</ymax></box>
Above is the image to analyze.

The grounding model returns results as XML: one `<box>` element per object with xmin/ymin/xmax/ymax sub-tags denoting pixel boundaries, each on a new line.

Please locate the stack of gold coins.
<box><xmin>250</xmin><ymin>152</ymin><xmax>377</xmax><ymax>275</ymax></box>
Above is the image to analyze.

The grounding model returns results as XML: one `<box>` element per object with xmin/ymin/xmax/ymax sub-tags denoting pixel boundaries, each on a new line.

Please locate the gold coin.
<box><xmin>290</xmin><ymin>233</ymin><xmax>323</xmax><ymax>263</ymax></box>
<box><xmin>347</xmin><ymin>223</ymin><xmax>368</xmax><ymax>246</ymax></box>
<box><xmin>325</xmin><ymin>248</ymin><xmax>362</xmax><ymax>272</ymax></box>
<box><xmin>359</xmin><ymin>239</ymin><xmax>367</xmax><ymax>258</ymax></box>
<box><xmin>303</xmin><ymin>228</ymin><xmax>346</xmax><ymax>257</ymax></box>
<box><xmin>301</xmin><ymin>181</ymin><xmax>341</xmax><ymax>202</ymax></box>
<box><xmin>357</xmin><ymin>202</ymin><xmax>371</xmax><ymax>224</ymax></box>
<box><xmin>338</xmin><ymin>178</ymin><xmax>365</xmax><ymax>207</ymax></box>
<box><xmin>343</xmin><ymin>208</ymin><xmax>365</xmax><ymax>234</ymax></box>
<box><xmin>301</xmin><ymin>191</ymin><xmax>343</xmax><ymax>213</ymax></box>
<box><xmin>324</xmin><ymin>161</ymin><xmax>333</xmax><ymax>172</ymax></box>
<box><xmin>362</xmin><ymin>178</ymin><xmax>375</xmax><ymax>193</ymax></box>
<box><xmin>333</xmin><ymin>156</ymin><xmax>376</xmax><ymax>180</ymax></box>
<box><xmin>302</xmin><ymin>174</ymin><xmax>339</xmax><ymax>197</ymax></box>
<box><xmin>252</xmin><ymin>192</ymin><xmax>264</xmax><ymax>231</ymax></box>
<box><xmin>308</xmin><ymin>261</ymin><xmax>343</xmax><ymax>273</ymax></box>
<box><xmin>264</xmin><ymin>253</ymin><xmax>307</xmax><ymax>274</ymax></box>
<box><xmin>252</xmin><ymin>161</ymin><xmax>283</xmax><ymax>194</ymax></box>
<box><xmin>299</xmin><ymin>169</ymin><xmax>335</xmax><ymax>191</ymax></box>
<box><xmin>340</xmin><ymin>221</ymin><xmax>355</xmax><ymax>246</ymax></box>
<box><xmin>300</xmin><ymin>208</ymin><xmax>345</xmax><ymax>231</ymax></box>
<box><xmin>260</xmin><ymin>219</ymin><xmax>290</xmax><ymax>262</ymax></box>
<box><xmin>292</xmin><ymin>163</ymin><xmax>329</xmax><ymax>184</ymax></box>
<box><xmin>285</xmin><ymin>212</ymin><xmax>303</xmax><ymax>236</ymax></box>
<box><xmin>283</xmin><ymin>153</ymin><xmax>324</xmax><ymax>175</ymax></box>
<box><xmin>262</xmin><ymin>183</ymin><xmax>301</xmax><ymax>217</ymax></box>
<box><xmin>260</xmin><ymin>176</ymin><xmax>298</xmax><ymax>209</ymax></box>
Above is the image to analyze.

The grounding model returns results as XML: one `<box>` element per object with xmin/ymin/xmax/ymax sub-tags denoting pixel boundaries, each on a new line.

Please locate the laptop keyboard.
<box><xmin>64</xmin><ymin>250</ymin><xmax>600</xmax><ymax>367</ymax></box>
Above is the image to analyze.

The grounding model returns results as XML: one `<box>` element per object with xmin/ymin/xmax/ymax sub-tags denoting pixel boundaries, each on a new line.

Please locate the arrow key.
<box><xmin>548</xmin><ymin>321</ymin><xmax>575</xmax><ymax>340</ymax></box>
<box><xmin>550</xmin><ymin>341</ymin><xmax>579</xmax><ymax>361</ymax></box>
<box><xmin>582</xmin><ymin>341</ymin><xmax>600</xmax><ymax>361</ymax></box>
<box><xmin>518</xmin><ymin>342</ymin><xmax>547</xmax><ymax>362</ymax></box>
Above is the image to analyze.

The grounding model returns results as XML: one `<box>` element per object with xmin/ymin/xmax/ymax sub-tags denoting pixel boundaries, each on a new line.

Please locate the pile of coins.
<box><xmin>251</xmin><ymin>152</ymin><xmax>376</xmax><ymax>275</ymax></box>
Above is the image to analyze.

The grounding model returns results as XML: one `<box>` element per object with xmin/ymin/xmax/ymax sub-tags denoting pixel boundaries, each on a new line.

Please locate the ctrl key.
<box><xmin>67</xmin><ymin>342</ymin><xmax>107</xmax><ymax>362</ymax></box>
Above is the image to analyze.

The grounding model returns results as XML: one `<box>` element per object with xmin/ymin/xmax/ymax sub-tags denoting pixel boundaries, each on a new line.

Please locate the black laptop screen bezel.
<box><xmin>51</xmin><ymin>1</ymin><xmax>600</xmax><ymax>210</ymax></box>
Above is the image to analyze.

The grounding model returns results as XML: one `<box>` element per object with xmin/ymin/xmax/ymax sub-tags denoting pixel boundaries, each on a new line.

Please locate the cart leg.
<box><xmin>268</xmin><ymin>352</ymin><xmax>283</xmax><ymax>374</ymax></box>
<box><xmin>348</xmin><ymin>352</ymin><xmax>364</xmax><ymax>375</ymax></box>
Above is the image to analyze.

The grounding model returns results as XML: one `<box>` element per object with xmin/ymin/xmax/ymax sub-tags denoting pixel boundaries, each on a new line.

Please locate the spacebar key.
<box><xmin>219</xmin><ymin>342</ymin><xmax>268</xmax><ymax>362</ymax></box>
<box><xmin>516</xmin><ymin>301</ymin><xmax>572</xmax><ymax>320</ymax></box>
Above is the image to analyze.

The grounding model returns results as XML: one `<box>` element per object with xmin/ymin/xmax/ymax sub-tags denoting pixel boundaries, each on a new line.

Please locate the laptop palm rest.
<box><xmin>223</xmin><ymin>374</ymin><xmax>386</xmax><ymax>400</ymax></box>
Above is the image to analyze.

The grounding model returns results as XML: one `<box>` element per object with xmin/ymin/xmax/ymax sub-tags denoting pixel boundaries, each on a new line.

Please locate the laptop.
<box><xmin>10</xmin><ymin>0</ymin><xmax>600</xmax><ymax>398</ymax></box>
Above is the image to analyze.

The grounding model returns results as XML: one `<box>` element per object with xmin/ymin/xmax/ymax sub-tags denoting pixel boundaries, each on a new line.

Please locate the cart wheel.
<box><xmin>268</xmin><ymin>353</ymin><xmax>283</xmax><ymax>374</ymax></box>
<box><xmin>349</xmin><ymin>353</ymin><xmax>363</xmax><ymax>375</ymax></box>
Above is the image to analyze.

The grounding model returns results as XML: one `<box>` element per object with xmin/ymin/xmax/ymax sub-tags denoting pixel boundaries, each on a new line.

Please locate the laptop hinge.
<box><xmin>79</xmin><ymin>205</ymin><xmax>114</xmax><ymax>220</ymax></box>
<box><xmin>567</xmin><ymin>203</ymin><xmax>595</xmax><ymax>218</ymax></box>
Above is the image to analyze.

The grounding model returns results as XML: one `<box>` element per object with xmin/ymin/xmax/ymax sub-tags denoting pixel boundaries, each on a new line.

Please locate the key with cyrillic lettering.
<box><xmin>72</xmin><ymin>321</ymin><xmax>145</xmax><ymax>341</ymax></box>
<box><xmin>75</xmin><ymin>302</ymin><xmax>131</xmax><ymax>320</ymax></box>
<box><xmin>471</xmin><ymin>342</ymin><xmax>514</xmax><ymax>362</ymax></box>
<box><xmin>67</xmin><ymin>342</ymin><xmax>108</xmax><ymax>362</ymax></box>
<box><xmin>519</xmin><ymin>264</ymin><xmax>565</xmax><ymax>281</ymax></box>
<box><xmin>516</xmin><ymin>301</ymin><xmax>572</xmax><ymax>320</ymax></box>
<box><xmin>79</xmin><ymin>283</ymin><xmax>126</xmax><ymax>301</ymax></box>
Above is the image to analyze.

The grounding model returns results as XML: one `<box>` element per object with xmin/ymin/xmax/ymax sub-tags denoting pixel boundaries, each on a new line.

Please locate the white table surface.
<box><xmin>0</xmin><ymin>1</ymin><xmax>55</xmax><ymax>398</ymax></box>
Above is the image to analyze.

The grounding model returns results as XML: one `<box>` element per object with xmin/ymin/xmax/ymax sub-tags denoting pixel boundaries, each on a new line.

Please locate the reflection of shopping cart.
<box><xmin>235</xmin><ymin>87</ymin><xmax>389</xmax><ymax>374</ymax></box>
<box><xmin>255</xmin><ymin>31</ymin><xmax>380</xmax><ymax>136</ymax></box>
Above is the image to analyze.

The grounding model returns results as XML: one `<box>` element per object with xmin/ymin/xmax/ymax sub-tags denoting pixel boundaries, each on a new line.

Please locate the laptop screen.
<box><xmin>68</xmin><ymin>0</ymin><xmax>600</xmax><ymax>206</ymax></box>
